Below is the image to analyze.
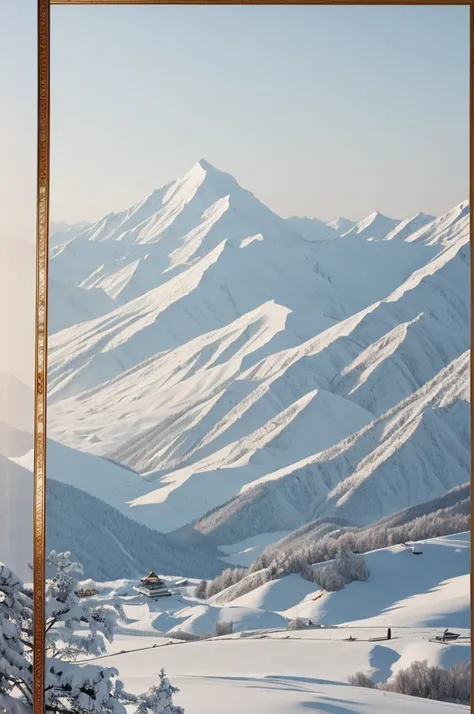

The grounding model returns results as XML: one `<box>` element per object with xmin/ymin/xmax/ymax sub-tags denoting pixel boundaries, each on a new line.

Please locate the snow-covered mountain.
<box><xmin>49</xmin><ymin>220</ymin><xmax>91</xmax><ymax>250</ymax></box>
<box><xmin>192</xmin><ymin>350</ymin><xmax>470</xmax><ymax>544</ymax></box>
<box><xmin>284</xmin><ymin>216</ymin><xmax>339</xmax><ymax>241</ymax></box>
<box><xmin>259</xmin><ymin>482</ymin><xmax>470</xmax><ymax>562</ymax></box>
<box><xmin>1</xmin><ymin>450</ymin><xmax>221</xmax><ymax>581</ymax></box>
<box><xmin>341</xmin><ymin>210</ymin><xmax>401</xmax><ymax>239</ymax></box>
<box><xmin>326</xmin><ymin>216</ymin><xmax>356</xmax><ymax>234</ymax></box>
<box><xmin>45</xmin><ymin>160</ymin><xmax>469</xmax><ymax>548</ymax></box>
<box><xmin>284</xmin><ymin>216</ymin><xmax>357</xmax><ymax>242</ymax></box>
<box><xmin>50</xmin><ymin>220</ymin><xmax>90</xmax><ymax>235</ymax></box>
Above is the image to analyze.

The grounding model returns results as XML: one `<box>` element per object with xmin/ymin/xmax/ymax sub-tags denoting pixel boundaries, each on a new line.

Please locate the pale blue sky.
<box><xmin>1</xmin><ymin>2</ymin><xmax>470</xmax><ymax>241</ymax></box>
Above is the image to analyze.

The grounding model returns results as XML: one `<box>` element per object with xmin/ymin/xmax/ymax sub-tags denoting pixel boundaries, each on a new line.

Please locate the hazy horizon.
<box><xmin>48</xmin><ymin>4</ymin><xmax>468</xmax><ymax>227</ymax></box>
<box><xmin>0</xmin><ymin>3</ymin><xmax>469</xmax><ymax>241</ymax></box>
<box><xmin>50</xmin><ymin>154</ymin><xmax>469</xmax><ymax>229</ymax></box>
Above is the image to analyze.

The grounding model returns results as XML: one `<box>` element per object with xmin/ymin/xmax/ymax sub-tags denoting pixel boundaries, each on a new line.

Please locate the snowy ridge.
<box><xmin>193</xmin><ymin>350</ymin><xmax>469</xmax><ymax>544</ymax></box>
<box><xmin>326</xmin><ymin>216</ymin><xmax>355</xmax><ymax>234</ymax></box>
<box><xmin>0</xmin><ymin>452</ymin><xmax>222</xmax><ymax>581</ymax></box>
<box><xmin>284</xmin><ymin>216</ymin><xmax>338</xmax><ymax>242</ymax></box>
<box><xmin>260</xmin><ymin>482</ymin><xmax>470</xmax><ymax>559</ymax></box>
<box><xmin>340</xmin><ymin>210</ymin><xmax>400</xmax><ymax>239</ymax></box>
<box><xmin>48</xmin><ymin>278</ymin><xmax>117</xmax><ymax>333</ymax></box>
<box><xmin>43</xmin><ymin>160</ymin><xmax>469</xmax><ymax>545</ymax></box>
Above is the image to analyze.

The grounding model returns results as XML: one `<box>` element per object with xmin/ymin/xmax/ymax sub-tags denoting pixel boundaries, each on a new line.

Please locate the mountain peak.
<box><xmin>366</xmin><ymin>210</ymin><xmax>387</xmax><ymax>221</ymax></box>
<box><xmin>341</xmin><ymin>210</ymin><xmax>400</xmax><ymax>239</ymax></box>
<box><xmin>187</xmin><ymin>158</ymin><xmax>222</xmax><ymax>176</ymax></box>
<box><xmin>180</xmin><ymin>158</ymin><xmax>240</xmax><ymax>195</ymax></box>
<box><xmin>183</xmin><ymin>158</ymin><xmax>232</xmax><ymax>184</ymax></box>
<box><xmin>196</xmin><ymin>158</ymin><xmax>215</xmax><ymax>171</ymax></box>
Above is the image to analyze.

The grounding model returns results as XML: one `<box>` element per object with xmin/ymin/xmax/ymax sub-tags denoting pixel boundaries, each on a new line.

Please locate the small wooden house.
<box><xmin>134</xmin><ymin>571</ymin><xmax>171</xmax><ymax>599</ymax></box>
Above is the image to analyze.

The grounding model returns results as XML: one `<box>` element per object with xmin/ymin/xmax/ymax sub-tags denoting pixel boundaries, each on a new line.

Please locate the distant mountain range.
<box><xmin>2</xmin><ymin>159</ymin><xmax>468</xmax><ymax>575</ymax></box>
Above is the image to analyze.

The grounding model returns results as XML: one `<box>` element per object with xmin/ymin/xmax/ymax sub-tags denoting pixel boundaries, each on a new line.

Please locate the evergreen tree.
<box><xmin>0</xmin><ymin>553</ymin><xmax>184</xmax><ymax>714</ymax></box>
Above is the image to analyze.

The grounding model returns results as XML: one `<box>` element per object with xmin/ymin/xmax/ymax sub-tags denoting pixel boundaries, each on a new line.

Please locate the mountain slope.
<box><xmin>229</xmin><ymin>533</ymin><xmax>470</xmax><ymax>630</ymax></box>
<box><xmin>47</xmin><ymin>210</ymin><xmax>469</xmax><ymax>534</ymax></box>
<box><xmin>0</xmin><ymin>451</ymin><xmax>221</xmax><ymax>581</ymax></box>
<box><xmin>284</xmin><ymin>216</ymin><xmax>338</xmax><ymax>241</ymax></box>
<box><xmin>13</xmin><ymin>438</ymin><xmax>151</xmax><ymax>521</ymax></box>
<box><xmin>48</xmin><ymin>278</ymin><xmax>117</xmax><ymax>333</ymax></box>
<box><xmin>326</xmin><ymin>216</ymin><xmax>355</xmax><ymax>234</ymax></box>
<box><xmin>341</xmin><ymin>210</ymin><xmax>400</xmax><ymax>239</ymax></box>
<box><xmin>46</xmin><ymin>480</ymin><xmax>221</xmax><ymax>580</ymax></box>
<box><xmin>43</xmin><ymin>160</ymin><xmax>469</xmax><ymax>546</ymax></box>
<box><xmin>192</xmin><ymin>351</ymin><xmax>469</xmax><ymax>544</ymax></box>
<box><xmin>262</xmin><ymin>482</ymin><xmax>470</xmax><ymax>558</ymax></box>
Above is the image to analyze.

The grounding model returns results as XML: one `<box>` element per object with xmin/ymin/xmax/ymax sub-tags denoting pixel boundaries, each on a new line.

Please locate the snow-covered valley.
<box><xmin>70</xmin><ymin>533</ymin><xmax>470</xmax><ymax>714</ymax></box>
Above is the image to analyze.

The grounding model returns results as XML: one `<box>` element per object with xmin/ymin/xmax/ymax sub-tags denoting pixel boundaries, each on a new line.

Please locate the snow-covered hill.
<box><xmin>257</xmin><ymin>482</ymin><xmax>470</xmax><ymax>563</ymax></box>
<box><xmin>98</xmin><ymin>636</ymin><xmax>470</xmax><ymax>714</ymax></box>
<box><xmin>77</xmin><ymin>531</ymin><xmax>470</xmax><ymax>642</ymax></box>
<box><xmin>69</xmin><ymin>533</ymin><xmax>470</xmax><ymax>714</ymax></box>
<box><xmin>1</xmin><ymin>450</ymin><xmax>222</xmax><ymax>581</ymax></box>
<box><xmin>46</xmin><ymin>479</ymin><xmax>222</xmax><ymax>580</ymax></box>
<box><xmin>222</xmin><ymin>533</ymin><xmax>470</xmax><ymax>628</ymax></box>
<box><xmin>44</xmin><ymin>160</ymin><xmax>469</xmax><ymax>545</ymax></box>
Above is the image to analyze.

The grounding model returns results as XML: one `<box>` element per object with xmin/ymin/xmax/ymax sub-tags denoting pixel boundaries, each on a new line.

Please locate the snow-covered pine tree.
<box><xmin>0</xmin><ymin>553</ymin><xmax>184</xmax><ymax>714</ymax></box>
<box><xmin>132</xmin><ymin>669</ymin><xmax>184</xmax><ymax>714</ymax></box>
<box><xmin>0</xmin><ymin>564</ymin><xmax>33</xmax><ymax>714</ymax></box>
<box><xmin>45</xmin><ymin>550</ymin><xmax>124</xmax><ymax>662</ymax></box>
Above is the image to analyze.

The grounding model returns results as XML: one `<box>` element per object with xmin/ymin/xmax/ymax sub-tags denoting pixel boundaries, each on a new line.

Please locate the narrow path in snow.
<box><xmin>83</xmin><ymin>626</ymin><xmax>468</xmax><ymax>663</ymax></box>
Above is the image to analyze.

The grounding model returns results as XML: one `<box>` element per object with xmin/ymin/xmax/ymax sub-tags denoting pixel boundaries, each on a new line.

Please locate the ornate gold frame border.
<box><xmin>35</xmin><ymin>3</ymin><xmax>49</xmax><ymax>714</ymax></box>
<box><xmin>35</xmin><ymin>2</ymin><xmax>473</xmax><ymax>712</ymax></box>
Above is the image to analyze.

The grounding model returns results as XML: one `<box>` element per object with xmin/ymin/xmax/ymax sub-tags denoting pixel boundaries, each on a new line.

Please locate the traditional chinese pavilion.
<box><xmin>134</xmin><ymin>571</ymin><xmax>171</xmax><ymax>599</ymax></box>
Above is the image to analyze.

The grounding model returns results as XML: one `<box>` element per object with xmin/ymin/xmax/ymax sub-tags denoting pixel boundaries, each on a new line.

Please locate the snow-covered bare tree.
<box><xmin>349</xmin><ymin>660</ymin><xmax>471</xmax><ymax>704</ymax></box>
<box><xmin>214</xmin><ymin>620</ymin><xmax>233</xmax><ymax>637</ymax></box>
<box><xmin>287</xmin><ymin>618</ymin><xmax>307</xmax><ymax>631</ymax></box>
<box><xmin>0</xmin><ymin>553</ymin><xmax>184</xmax><ymax>714</ymax></box>
<box><xmin>194</xmin><ymin>580</ymin><xmax>207</xmax><ymax>599</ymax></box>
